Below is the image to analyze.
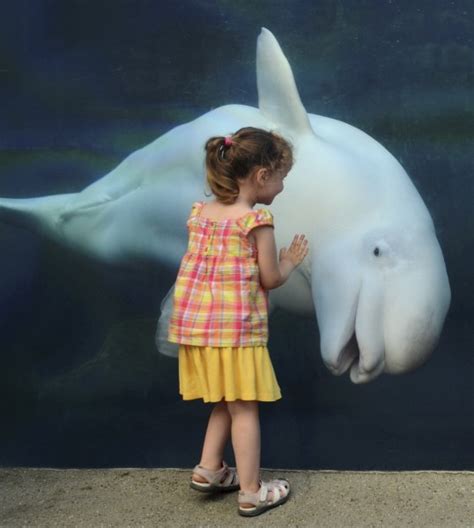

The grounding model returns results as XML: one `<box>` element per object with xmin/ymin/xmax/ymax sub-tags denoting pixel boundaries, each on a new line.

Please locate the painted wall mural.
<box><xmin>0</xmin><ymin>29</ymin><xmax>451</xmax><ymax>385</ymax></box>
<box><xmin>0</xmin><ymin>1</ymin><xmax>470</xmax><ymax>470</ymax></box>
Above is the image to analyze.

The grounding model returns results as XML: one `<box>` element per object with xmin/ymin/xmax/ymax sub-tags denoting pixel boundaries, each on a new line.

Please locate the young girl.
<box><xmin>167</xmin><ymin>126</ymin><xmax>308</xmax><ymax>517</ymax></box>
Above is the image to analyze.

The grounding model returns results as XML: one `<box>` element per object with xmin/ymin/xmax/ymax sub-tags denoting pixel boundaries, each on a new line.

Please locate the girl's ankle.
<box><xmin>239</xmin><ymin>483</ymin><xmax>260</xmax><ymax>495</ymax></box>
<box><xmin>198</xmin><ymin>461</ymin><xmax>223</xmax><ymax>472</ymax></box>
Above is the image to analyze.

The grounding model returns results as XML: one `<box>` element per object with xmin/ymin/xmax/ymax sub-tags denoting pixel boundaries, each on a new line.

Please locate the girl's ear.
<box><xmin>255</xmin><ymin>167</ymin><xmax>270</xmax><ymax>186</ymax></box>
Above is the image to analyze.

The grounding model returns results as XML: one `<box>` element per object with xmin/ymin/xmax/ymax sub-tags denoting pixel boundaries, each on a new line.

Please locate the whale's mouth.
<box><xmin>331</xmin><ymin>332</ymin><xmax>360</xmax><ymax>375</ymax></box>
<box><xmin>326</xmin><ymin>331</ymin><xmax>386</xmax><ymax>383</ymax></box>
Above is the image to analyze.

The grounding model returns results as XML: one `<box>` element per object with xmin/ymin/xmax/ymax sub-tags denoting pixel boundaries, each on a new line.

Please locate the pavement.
<box><xmin>0</xmin><ymin>468</ymin><xmax>473</xmax><ymax>527</ymax></box>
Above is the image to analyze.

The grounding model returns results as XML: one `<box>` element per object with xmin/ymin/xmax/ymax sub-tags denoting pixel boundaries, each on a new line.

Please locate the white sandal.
<box><xmin>238</xmin><ymin>478</ymin><xmax>290</xmax><ymax>517</ymax></box>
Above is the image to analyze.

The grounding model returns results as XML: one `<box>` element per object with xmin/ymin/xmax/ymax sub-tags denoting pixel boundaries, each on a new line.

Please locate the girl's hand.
<box><xmin>279</xmin><ymin>234</ymin><xmax>309</xmax><ymax>268</ymax></box>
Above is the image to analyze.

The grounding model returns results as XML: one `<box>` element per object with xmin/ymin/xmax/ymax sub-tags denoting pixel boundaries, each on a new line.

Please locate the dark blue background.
<box><xmin>0</xmin><ymin>0</ymin><xmax>472</xmax><ymax>469</ymax></box>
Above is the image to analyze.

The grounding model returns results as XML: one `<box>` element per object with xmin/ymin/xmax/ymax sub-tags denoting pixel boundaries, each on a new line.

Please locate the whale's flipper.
<box><xmin>58</xmin><ymin>193</ymin><xmax>116</xmax><ymax>221</ymax></box>
<box><xmin>0</xmin><ymin>194</ymin><xmax>75</xmax><ymax>233</ymax></box>
<box><xmin>57</xmin><ymin>147</ymin><xmax>153</xmax><ymax>221</ymax></box>
<box><xmin>257</xmin><ymin>27</ymin><xmax>314</xmax><ymax>136</ymax></box>
<box><xmin>155</xmin><ymin>284</ymin><xmax>179</xmax><ymax>358</ymax></box>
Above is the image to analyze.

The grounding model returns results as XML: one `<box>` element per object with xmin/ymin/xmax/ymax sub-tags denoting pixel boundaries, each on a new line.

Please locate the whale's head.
<box><xmin>287</xmin><ymin>124</ymin><xmax>452</xmax><ymax>384</ymax></box>
<box><xmin>310</xmin><ymin>219</ymin><xmax>451</xmax><ymax>383</ymax></box>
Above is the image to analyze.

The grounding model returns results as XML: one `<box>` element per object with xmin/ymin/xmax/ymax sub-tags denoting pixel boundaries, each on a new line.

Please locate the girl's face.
<box><xmin>256</xmin><ymin>168</ymin><xmax>288</xmax><ymax>205</ymax></box>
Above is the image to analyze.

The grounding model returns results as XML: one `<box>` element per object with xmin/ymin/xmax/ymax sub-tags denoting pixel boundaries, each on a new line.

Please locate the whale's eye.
<box><xmin>373</xmin><ymin>247</ymin><xmax>380</xmax><ymax>256</ymax></box>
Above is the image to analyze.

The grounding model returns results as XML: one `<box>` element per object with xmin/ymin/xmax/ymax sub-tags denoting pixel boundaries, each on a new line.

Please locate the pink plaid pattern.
<box><xmin>168</xmin><ymin>201</ymin><xmax>274</xmax><ymax>347</ymax></box>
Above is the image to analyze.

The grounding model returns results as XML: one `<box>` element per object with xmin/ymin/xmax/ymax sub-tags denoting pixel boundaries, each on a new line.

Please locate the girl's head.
<box><xmin>204</xmin><ymin>127</ymin><xmax>294</xmax><ymax>205</ymax></box>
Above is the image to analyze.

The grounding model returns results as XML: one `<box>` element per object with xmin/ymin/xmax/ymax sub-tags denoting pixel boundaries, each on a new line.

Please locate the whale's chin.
<box><xmin>325</xmin><ymin>333</ymin><xmax>386</xmax><ymax>384</ymax></box>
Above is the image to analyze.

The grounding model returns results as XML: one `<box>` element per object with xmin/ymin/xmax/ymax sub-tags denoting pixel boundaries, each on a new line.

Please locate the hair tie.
<box><xmin>224</xmin><ymin>136</ymin><xmax>233</xmax><ymax>147</ymax></box>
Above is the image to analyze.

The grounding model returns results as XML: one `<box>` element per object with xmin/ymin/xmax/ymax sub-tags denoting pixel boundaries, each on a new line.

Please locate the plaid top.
<box><xmin>167</xmin><ymin>201</ymin><xmax>274</xmax><ymax>347</ymax></box>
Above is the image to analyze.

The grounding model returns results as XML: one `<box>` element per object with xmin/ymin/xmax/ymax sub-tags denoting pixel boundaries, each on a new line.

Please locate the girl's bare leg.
<box><xmin>227</xmin><ymin>400</ymin><xmax>260</xmax><ymax>495</ymax></box>
<box><xmin>193</xmin><ymin>400</ymin><xmax>232</xmax><ymax>482</ymax></box>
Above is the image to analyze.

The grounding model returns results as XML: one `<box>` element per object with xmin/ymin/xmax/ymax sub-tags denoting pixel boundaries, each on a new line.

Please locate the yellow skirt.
<box><xmin>178</xmin><ymin>345</ymin><xmax>282</xmax><ymax>403</ymax></box>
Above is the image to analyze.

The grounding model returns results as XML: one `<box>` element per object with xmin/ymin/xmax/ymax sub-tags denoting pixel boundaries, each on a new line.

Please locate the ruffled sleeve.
<box><xmin>186</xmin><ymin>201</ymin><xmax>204</xmax><ymax>226</ymax></box>
<box><xmin>237</xmin><ymin>208</ymin><xmax>274</xmax><ymax>235</ymax></box>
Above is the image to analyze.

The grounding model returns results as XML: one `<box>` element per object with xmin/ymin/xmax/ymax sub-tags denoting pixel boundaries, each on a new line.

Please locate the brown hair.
<box><xmin>204</xmin><ymin>126</ymin><xmax>293</xmax><ymax>204</ymax></box>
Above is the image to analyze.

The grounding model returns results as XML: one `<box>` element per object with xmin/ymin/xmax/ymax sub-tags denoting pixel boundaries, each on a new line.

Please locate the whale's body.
<box><xmin>0</xmin><ymin>28</ymin><xmax>451</xmax><ymax>383</ymax></box>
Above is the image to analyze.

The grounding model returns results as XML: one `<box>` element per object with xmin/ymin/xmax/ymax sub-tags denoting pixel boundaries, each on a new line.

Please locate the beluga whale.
<box><xmin>0</xmin><ymin>28</ymin><xmax>451</xmax><ymax>383</ymax></box>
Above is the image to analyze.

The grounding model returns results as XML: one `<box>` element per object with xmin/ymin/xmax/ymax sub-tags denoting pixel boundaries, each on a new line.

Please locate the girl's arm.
<box><xmin>252</xmin><ymin>226</ymin><xmax>308</xmax><ymax>290</ymax></box>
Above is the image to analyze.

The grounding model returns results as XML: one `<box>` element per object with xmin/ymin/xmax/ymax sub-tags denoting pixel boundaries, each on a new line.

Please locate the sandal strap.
<box><xmin>193</xmin><ymin>461</ymin><xmax>237</xmax><ymax>486</ymax></box>
<box><xmin>221</xmin><ymin>466</ymin><xmax>239</xmax><ymax>487</ymax></box>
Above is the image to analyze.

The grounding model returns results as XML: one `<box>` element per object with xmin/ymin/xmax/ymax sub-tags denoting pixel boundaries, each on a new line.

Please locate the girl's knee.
<box><xmin>226</xmin><ymin>399</ymin><xmax>259</xmax><ymax>416</ymax></box>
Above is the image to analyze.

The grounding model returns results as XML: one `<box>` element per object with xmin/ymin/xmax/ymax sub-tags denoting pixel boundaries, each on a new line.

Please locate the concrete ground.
<box><xmin>0</xmin><ymin>468</ymin><xmax>473</xmax><ymax>527</ymax></box>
